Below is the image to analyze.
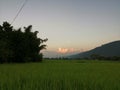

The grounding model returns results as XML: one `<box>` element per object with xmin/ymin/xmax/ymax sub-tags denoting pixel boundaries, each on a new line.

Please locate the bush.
<box><xmin>0</xmin><ymin>22</ymin><xmax>47</xmax><ymax>63</ymax></box>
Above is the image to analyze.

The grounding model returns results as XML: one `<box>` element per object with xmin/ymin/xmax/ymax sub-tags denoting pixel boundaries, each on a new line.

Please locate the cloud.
<box><xmin>58</xmin><ymin>48</ymin><xmax>68</xmax><ymax>53</ymax></box>
<box><xmin>58</xmin><ymin>48</ymin><xmax>79</xmax><ymax>53</ymax></box>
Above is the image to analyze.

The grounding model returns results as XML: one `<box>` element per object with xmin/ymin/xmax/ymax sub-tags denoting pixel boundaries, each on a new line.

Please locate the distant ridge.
<box><xmin>69</xmin><ymin>40</ymin><xmax>120</xmax><ymax>58</ymax></box>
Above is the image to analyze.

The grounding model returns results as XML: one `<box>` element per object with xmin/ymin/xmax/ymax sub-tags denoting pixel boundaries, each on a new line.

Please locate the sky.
<box><xmin>0</xmin><ymin>0</ymin><xmax>120</xmax><ymax>57</ymax></box>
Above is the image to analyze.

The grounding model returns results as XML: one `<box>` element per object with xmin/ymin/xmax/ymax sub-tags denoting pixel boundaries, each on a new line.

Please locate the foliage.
<box><xmin>0</xmin><ymin>60</ymin><xmax>120</xmax><ymax>90</ymax></box>
<box><xmin>0</xmin><ymin>22</ymin><xmax>47</xmax><ymax>63</ymax></box>
<box><xmin>90</xmin><ymin>54</ymin><xmax>120</xmax><ymax>61</ymax></box>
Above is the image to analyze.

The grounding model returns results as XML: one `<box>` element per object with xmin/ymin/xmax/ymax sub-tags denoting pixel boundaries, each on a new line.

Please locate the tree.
<box><xmin>90</xmin><ymin>54</ymin><xmax>105</xmax><ymax>60</ymax></box>
<box><xmin>0</xmin><ymin>22</ymin><xmax>47</xmax><ymax>63</ymax></box>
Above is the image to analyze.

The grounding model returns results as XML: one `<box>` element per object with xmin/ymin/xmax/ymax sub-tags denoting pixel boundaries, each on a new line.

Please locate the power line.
<box><xmin>11</xmin><ymin>0</ymin><xmax>29</xmax><ymax>25</ymax></box>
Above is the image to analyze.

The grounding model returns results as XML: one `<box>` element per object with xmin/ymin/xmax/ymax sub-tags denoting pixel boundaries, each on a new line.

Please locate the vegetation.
<box><xmin>0</xmin><ymin>60</ymin><xmax>120</xmax><ymax>90</ymax></box>
<box><xmin>90</xmin><ymin>54</ymin><xmax>120</xmax><ymax>61</ymax></box>
<box><xmin>0</xmin><ymin>22</ymin><xmax>47</xmax><ymax>63</ymax></box>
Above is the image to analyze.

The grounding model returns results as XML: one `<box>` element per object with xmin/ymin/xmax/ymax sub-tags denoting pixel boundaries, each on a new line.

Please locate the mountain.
<box><xmin>69</xmin><ymin>40</ymin><xmax>120</xmax><ymax>58</ymax></box>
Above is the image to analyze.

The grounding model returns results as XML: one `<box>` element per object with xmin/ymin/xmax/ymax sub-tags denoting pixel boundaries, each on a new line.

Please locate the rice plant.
<box><xmin>0</xmin><ymin>60</ymin><xmax>120</xmax><ymax>90</ymax></box>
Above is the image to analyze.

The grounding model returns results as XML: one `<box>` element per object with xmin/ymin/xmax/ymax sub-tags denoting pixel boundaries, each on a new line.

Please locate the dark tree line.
<box><xmin>0</xmin><ymin>22</ymin><xmax>47</xmax><ymax>63</ymax></box>
<box><xmin>90</xmin><ymin>54</ymin><xmax>120</xmax><ymax>61</ymax></box>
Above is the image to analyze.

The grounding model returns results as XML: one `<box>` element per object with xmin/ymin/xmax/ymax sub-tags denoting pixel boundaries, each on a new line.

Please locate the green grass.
<box><xmin>0</xmin><ymin>60</ymin><xmax>120</xmax><ymax>90</ymax></box>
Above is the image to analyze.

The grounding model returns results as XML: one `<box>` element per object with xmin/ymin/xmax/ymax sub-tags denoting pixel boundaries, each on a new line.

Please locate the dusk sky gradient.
<box><xmin>0</xmin><ymin>0</ymin><xmax>120</xmax><ymax>57</ymax></box>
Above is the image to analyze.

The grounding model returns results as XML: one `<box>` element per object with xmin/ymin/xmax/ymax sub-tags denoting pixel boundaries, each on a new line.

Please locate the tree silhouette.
<box><xmin>0</xmin><ymin>22</ymin><xmax>47</xmax><ymax>63</ymax></box>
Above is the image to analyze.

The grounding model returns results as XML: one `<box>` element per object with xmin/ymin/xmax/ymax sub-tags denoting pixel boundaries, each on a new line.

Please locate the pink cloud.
<box><xmin>58</xmin><ymin>48</ymin><xmax>79</xmax><ymax>53</ymax></box>
<box><xmin>58</xmin><ymin>48</ymin><xmax>68</xmax><ymax>53</ymax></box>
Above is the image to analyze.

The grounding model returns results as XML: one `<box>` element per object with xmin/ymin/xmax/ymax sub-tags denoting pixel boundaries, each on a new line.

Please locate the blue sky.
<box><xmin>0</xmin><ymin>0</ymin><xmax>120</xmax><ymax>57</ymax></box>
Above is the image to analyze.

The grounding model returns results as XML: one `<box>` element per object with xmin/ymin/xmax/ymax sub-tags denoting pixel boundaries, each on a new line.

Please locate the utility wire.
<box><xmin>11</xmin><ymin>0</ymin><xmax>28</xmax><ymax>25</ymax></box>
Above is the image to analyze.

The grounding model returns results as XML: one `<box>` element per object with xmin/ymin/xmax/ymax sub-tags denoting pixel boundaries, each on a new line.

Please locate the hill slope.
<box><xmin>69</xmin><ymin>40</ymin><xmax>120</xmax><ymax>58</ymax></box>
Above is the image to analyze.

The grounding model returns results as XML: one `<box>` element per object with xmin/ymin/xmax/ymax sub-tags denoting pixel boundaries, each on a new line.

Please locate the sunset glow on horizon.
<box><xmin>58</xmin><ymin>48</ymin><xmax>78</xmax><ymax>53</ymax></box>
<box><xmin>58</xmin><ymin>48</ymin><xmax>68</xmax><ymax>53</ymax></box>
